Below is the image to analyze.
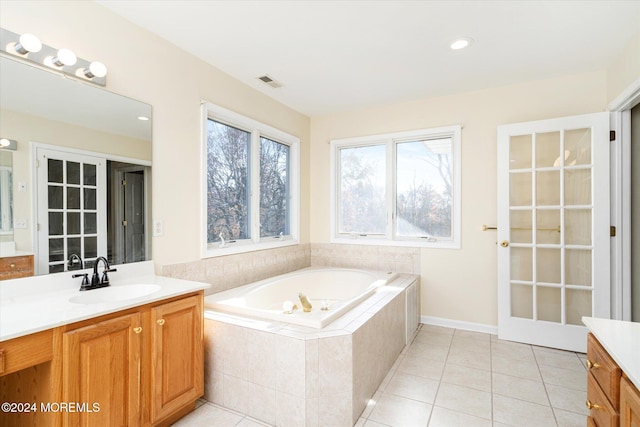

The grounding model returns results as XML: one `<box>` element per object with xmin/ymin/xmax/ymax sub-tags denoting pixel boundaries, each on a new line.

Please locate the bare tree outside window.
<box><xmin>396</xmin><ymin>138</ymin><xmax>452</xmax><ymax>238</ymax></box>
<box><xmin>338</xmin><ymin>145</ymin><xmax>386</xmax><ymax>234</ymax></box>
<box><xmin>260</xmin><ymin>137</ymin><xmax>290</xmax><ymax>237</ymax></box>
<box><xmin>206</xmin><ymin>120</ymin><xmax>250</xmax><ymax>243</ymax></box>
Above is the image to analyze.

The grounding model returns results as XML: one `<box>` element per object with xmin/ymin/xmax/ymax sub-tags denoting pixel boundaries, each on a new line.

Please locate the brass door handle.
<box><xmin>585</xmin><ymin>400</ymin><xmax>602</xmax><ymax>410</ymax></box>
<box><xmin>133</xmin><ymin>326</ymin><xmax>142</xmax><ymax>334</ymax></box>
<box><xmin>157</xmin><ymin>319</ymin><xmax>165</xmax><ymax>326</ymax></box>
<box><xmin>500</xmin><ymin>240</ymin><xmax>509</xmax><ymax>247</ymax></box>
<box><xmin>586</xmin><ymin>360</ymin><xmax>600</xmax><ymax>370</ymax></box>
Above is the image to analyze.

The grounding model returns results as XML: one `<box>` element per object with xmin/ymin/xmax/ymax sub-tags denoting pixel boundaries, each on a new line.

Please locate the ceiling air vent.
<box><xmin>257</xmin><ymin>74</ymin><xmax>282</xmax><ymax>89</ymax></box>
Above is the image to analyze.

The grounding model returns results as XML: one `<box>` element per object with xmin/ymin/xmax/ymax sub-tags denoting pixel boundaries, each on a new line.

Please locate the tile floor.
<box><xmin>172</xmin><ymin>324</ymin><xmax>588</xmax><ymax>427</ymax></box>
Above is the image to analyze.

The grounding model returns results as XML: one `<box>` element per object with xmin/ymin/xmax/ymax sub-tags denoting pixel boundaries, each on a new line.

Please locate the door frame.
<box><xmin>111</xmin><ymin>163</ymin><xmax>152</xmax><ymax>265</ymax></box>
<box><xmin>609</xmin><ymin>77</ymin><xmax>640</xmax><ymax>321</ymax></box>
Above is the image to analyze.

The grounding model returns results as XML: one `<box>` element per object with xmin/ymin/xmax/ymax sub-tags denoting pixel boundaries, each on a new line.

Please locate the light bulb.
<box><xmin>52</xmin><ymin>48</ymin><xmax>77</xmax><ymax>66</ymax></box>
<box><xmin>14</xmin><ymin>33</ymin><xmax>42</xmax><ymax>54</ymax></box>
<box><xmin>0</xmin><ymin>139</ymin><xmax>10</xmax><ymax>147</ymax></box>
<box><xmin>84</xmin><ymin>61</ymin><xmax>107</xmax><ymax>78</ymax></box>
<box><xmin>450</xmin><ymin>38</ymin><xmax>473</xmax><ymax>50</ymax></box>
<box><xmin>137</xmin><ymin>116</ymin><xmax>150</xmax><ymax>121</ymax></box>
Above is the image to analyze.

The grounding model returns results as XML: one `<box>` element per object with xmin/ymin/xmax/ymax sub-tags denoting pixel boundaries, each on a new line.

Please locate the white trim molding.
<box><xmin>420</xmin><ymin>315</ymin><xmax>498</xmax><ymax>335</ymax></box>
<box><xmin>608</xmin><ymin>77</ymin><xmax>640</xmax><ymax>112</ymax></box>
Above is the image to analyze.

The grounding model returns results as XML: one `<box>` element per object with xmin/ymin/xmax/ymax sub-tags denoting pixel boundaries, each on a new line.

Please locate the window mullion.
<box><xmin>251</xmin><ymin>131</ymin><xmax>261</xmax><ymax>243</ymax></box>
<box><xmin>386</xmin><ymin>140</ymin><xmax>394</xmax><ymax>240</ymax></box>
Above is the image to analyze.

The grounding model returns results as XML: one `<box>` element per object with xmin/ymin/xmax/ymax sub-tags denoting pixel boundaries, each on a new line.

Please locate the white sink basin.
<box><xmin>69</xmin><ymin>284</ymin><xmax>162</xmax><ymax>304</ymax></box>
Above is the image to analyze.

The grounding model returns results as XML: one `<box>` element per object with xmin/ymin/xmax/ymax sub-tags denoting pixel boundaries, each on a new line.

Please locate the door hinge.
<box><xmin>35</xmin><ymin>159</ymin><xmax>40</xmax><ymax>168</ymax></box>
<box><xmin>610</xmin><ymin>226</ymin><xmax>616</xmax><ymax>237</ymax></box>
<box><xmin>122</xmin><ymin>220</ymin><xmax>128</xmax><ymax>227</ymax></box>
<box><xmin>610</xmin><ymin>130</ymin><xmax>616</xmax><ymax>141</ymax></box>
<box><xmin>122</xmin><ymin>179</ymin><xmax>126</xmax><ymax>186</ymax></box>
<box><xmin>37</xmin><ymin>223</ymin><xmax>40</xmax><ymax>231</ymax></box>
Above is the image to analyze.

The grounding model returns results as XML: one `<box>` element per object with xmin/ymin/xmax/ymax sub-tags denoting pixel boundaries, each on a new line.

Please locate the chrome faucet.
<box><xmin>73</xmin><ymin>256</ymin><xmax>117</xmax><ymax>291</ymax></box>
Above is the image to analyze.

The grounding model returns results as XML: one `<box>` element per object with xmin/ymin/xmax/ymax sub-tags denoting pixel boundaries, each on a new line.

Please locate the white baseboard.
<box><xmin>420</xmin><ymin>315</ymin><xmax>498</xmax><ymax>335</ymax></box>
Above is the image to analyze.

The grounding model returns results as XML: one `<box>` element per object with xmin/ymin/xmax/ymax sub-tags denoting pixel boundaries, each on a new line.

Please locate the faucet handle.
<box><xmin>101</xmin><ymin>268</ymin><xmax>117</xmax><ymax>285</ymax></box>
<box><xmin>72</xmin><ymin>273</ymin><xmax>90</xmax><ymax>290</ymax></box>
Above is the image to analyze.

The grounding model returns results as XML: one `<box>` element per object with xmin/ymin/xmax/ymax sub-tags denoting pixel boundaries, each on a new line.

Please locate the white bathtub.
<box><xmin>204</xmin><ymin>267</ymin><xmax>397</xmax><ymax>328</ymax></box>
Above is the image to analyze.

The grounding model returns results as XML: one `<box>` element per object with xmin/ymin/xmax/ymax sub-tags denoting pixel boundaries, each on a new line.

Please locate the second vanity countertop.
<box><xmin>582</xmin><ymin>316</ymin><xmax>640</xmax><ymax>391</ymax></box>
<box><xmin>0</xmin><ymin>261</ymin><xmax>210</xmax><ymax>341</ymax></box>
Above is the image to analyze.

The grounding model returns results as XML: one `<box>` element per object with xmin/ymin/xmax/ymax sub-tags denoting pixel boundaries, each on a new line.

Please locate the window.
<box><xmin>202</xmin><ymin>102</ymin><xmax>299</xmax><ymax>256</ymax></box>
<box><xmin>331</xmin><ymin>125</ymin><xmax>461</xmax><ymax>248</ymax></box>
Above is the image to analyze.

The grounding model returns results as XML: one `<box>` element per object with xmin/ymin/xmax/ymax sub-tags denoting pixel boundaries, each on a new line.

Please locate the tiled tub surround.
<box><xmin>161</xmin><ymin>243</ymin><xmax>420</xmax><ymax>294</ymax></box>
<box><xmin>203</xmin><ymin>274</ymin><xmax>418</xmax><ymax>426</ymax></box>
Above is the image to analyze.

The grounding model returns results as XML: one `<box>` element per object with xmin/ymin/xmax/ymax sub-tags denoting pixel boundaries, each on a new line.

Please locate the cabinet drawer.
<box><xmin>588</xmin><ymin>373</ymin><xmax>619</xmax><ymax>427</ymax></box>
<box><xmin>587</xmin><ymin>333</ymin><xmax>621</xmax><ymax>408</ymax></box>
<box><xmin>0</xmin><ymin>329</ymin><xmax>53</xmax><ymax>376</ymax></box>
<box><xmin>0</xmin><ymin>255</ymin><xmax>34</xmax><ymax>280</ymax></box>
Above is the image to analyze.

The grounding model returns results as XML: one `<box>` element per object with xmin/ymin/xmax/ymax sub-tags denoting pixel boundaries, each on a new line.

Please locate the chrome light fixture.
<box><xmin>51</xmin><ymin>48</ymin><xmax>77</xmax><ymax>67</ymax></box>
<box><xmin>0</xmin><ymin>27</ymin><xmax>107</xmax><ymax>86</ymax></box>
<box><xmin>0</xmin><ymin>138</ymin><xmax>17</xmax><ymax>150</ymax></box>
<box><xmin>83</xmin><ymin>61</ymin><xmax>107</xmax><ymax>78</ymax></box>
<box><xmin>14</xmin><ymin>33</ymin><xmax>42</xmax><ymax>54</ymax></box>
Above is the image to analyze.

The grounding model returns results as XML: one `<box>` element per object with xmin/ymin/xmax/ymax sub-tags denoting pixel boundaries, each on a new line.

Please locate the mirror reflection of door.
<box><xmin>36</xmin><ymin>147</ymin><xmax>107</xmax><ymax>274</ymax></box>
<box><xmin>109</xmin><ymin>162</ymin><xmax>150</xmax><ymax>265</ymax></box>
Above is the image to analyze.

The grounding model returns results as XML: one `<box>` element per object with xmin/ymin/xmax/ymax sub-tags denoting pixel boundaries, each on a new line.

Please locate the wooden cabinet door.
<box><xmin>621</xmin><ymin>377</ymin><xmax>640</xmax><ymax>427</ymax></box>
<box><xmin>63</xmin><ymin>313</ymin><xmax>142</xmax><ymax>427</ymax></box>
<box><xmin>150</xmin><ymin>295</ymin><xmax>203</xmax><ymax>423</ymax></box>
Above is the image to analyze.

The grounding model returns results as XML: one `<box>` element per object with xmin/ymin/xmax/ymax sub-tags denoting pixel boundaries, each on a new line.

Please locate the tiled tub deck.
<box><xmin>202</xmin><ymin>274</ymin><xmax>419</xmax><ymax>426</ymax></box>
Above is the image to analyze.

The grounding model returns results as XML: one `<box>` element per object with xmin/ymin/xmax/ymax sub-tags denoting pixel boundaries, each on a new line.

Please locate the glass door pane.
<box><xmin>509</xmin><ymin>130</ymin><xmax>594</xmax><ymax>323</ymax></box>
<box><xmin>38</xmin><ymin>148</ymin><xmax>106</xmax><ymax>274</ymax></box>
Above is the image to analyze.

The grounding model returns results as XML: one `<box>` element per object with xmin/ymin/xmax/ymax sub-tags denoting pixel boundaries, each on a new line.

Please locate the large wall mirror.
<box><xmin>0</xmin><ymin>55</ymin><xmax>152</xmax><ymax>275</ymax></box>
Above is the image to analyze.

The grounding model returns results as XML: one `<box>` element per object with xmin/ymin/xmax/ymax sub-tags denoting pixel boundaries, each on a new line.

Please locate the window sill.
<box><xmin>330</xmin><ymin>236</ymin><xmax>460</xmax><ymax>250</ymax></box>
<box><xmin>202</xmin><ymin>238</ymin><xmax>300</xmax><ymax>258</ymax></box>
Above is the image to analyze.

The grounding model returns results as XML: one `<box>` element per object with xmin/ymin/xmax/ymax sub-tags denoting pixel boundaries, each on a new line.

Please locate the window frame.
<box><xmin>201</xmin><ymin>102</ymin><xmax>300</xmax><ymax>258</ymax></box>
<box><xmin>330</xmin><ymin>125</ymin><xmax>461</xmax><ymax>249</ymax></box>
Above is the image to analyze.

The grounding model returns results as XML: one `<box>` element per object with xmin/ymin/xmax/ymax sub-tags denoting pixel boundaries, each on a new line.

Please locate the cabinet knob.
<box><xmin>10</xmin><ymin>263</ymin><xmax>16</xmax><ymax>268</ymax></box>
<box><xmin>585</xmin><ymin>400</ymin><xmax>602</xmax><ymax>410</ymax></box>
<box><xmin>157</xmin><ymin>319</ymin><xmax>165</xmax><ymax>326</ymax></box>
<box><xmin>133</xmin><ymin>326</ymin><xmax>142</xmax><ymax>334</ymax></box>
<box><xmin>586</xmin><ymin>360</ymin><xmax>600</xmax><ymax>370</ymax></box>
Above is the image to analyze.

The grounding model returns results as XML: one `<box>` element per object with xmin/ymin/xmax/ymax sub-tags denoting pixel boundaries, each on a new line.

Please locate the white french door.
<box><xmin>497</xmin><ymin>112</ymin><xmax>610</xmax><ymax>352</ymax></box>
<box><xmin>36</xmin><ymin>147</ymin><xmax>107</xmax><ymax>274</ymax></box>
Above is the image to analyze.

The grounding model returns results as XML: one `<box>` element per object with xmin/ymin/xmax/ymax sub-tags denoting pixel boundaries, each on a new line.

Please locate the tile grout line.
<box><xmin>531</xmin><ymin>345</ymin><xmax>560</xmax><ymax>427</ymax></box>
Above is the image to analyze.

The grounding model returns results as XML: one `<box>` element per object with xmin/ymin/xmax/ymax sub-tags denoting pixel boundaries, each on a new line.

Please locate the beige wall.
<box><xmin>309</xmin><ymin>71</ymin><xmax>608</xmax><ymax>326</ymax></box>
<box><xmin>0</xmin><ymin>108</ymin><xmax>152</xmax><ymax>252</ymax></box>
<box><xmin>607</xmin><ymin>30</ymin><xmax>640</xmax><ymax>104</ymax></box>
<box><xmin>0</xmin><ymin>1</ymin><xmax>311</xmax><ymax>268</ymax></box>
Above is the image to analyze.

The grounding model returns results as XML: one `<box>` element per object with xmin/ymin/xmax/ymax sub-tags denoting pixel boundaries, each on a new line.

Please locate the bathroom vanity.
<box><xmin>0</xmin><ymin>261</ymin><xmax>210</xmax><ymax>426</ymax></box>
<box><xmin>583</xmin><ymin>317</ymin><xmax>640</xmax><ymax>427</ymax></box>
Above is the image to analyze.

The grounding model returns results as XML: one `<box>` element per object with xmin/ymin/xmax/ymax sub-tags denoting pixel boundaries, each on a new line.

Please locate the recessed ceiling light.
<box><xmin>450</xmin><ymin>38</ymin><xmax>473</xmax><ymax>50</ymax></box>
<box><xmin>137</xmin><ymin>116</ymin><xmax>149</xmax><ymax>121</ymax></box>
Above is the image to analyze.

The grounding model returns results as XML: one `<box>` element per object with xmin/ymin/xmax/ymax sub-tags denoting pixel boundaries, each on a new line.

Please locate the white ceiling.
<box><xmin>97</xmin><ymin>0</ymin><xmax>640</xmax><ymax>116</ymax></box>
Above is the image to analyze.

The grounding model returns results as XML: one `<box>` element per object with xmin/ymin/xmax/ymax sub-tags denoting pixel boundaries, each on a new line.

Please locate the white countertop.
<box><xmin>0</xmin><ymin>261</ymin><xmax>210</xmax><ymax>341</ymax></box>
<box><xmin>582</xmin><ymin>317</ymin><xmax>640</xmax><ymax>390</ymax></box>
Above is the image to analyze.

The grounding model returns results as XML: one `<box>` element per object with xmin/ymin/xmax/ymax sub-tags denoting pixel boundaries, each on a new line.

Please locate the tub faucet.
<box><xmin>298</xmin><ymin>293</ymin><xmax>312</xmax><ymax>312</ymax></box>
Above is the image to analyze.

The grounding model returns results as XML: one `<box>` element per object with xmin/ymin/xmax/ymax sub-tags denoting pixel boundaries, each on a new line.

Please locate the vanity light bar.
<box><xmin>0</xmin><ymin>28</ymin><xmax>107</xmax><ymax>86</ymax></box>
<box><xmin>0</xmin><ymin>138</ymin><xmax>18</xmax><ymax>150</ymax></box>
